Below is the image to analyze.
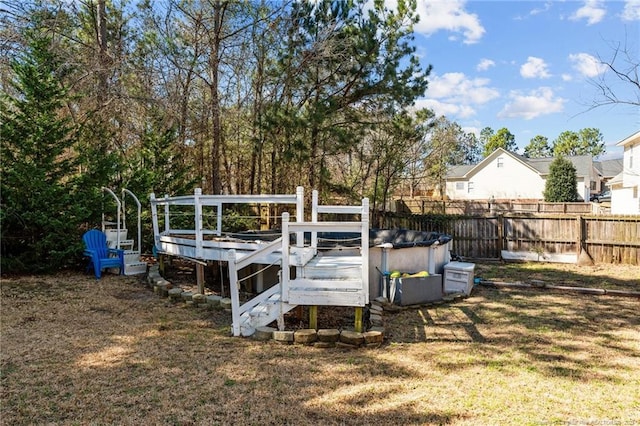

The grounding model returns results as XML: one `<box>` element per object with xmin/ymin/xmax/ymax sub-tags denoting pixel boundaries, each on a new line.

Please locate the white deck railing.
<box><xmin>228</xmin><ymin>238</ymin><xmax>284</xmax><ymax>336</ymax></box>
<box><xmin>150</xmin><ymin>187</ymin><xmax>305</xmax><ymax>260</ymax></box>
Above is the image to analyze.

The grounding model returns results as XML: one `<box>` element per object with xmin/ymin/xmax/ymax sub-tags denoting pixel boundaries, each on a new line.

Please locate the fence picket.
<box><xmin>377</xmin><ymin>212</ymin><xmax>639</xmax><ymax>265</ymax></box>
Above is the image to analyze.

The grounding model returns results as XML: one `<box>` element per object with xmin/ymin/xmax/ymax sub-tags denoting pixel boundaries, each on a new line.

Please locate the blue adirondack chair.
<box><xmin>82</xmin><ymin>229</ymin><xmax>125</xmax><ymax>278</ymax></box>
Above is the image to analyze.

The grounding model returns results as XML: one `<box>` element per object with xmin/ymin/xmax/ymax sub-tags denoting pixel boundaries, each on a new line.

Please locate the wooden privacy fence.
<box><xmin>375</xmin><ymin>212</ymin><xmax>640</xmax><ymax>265</ymax></box>
<box><xmin>395</xmin><ymin>199</ymin><xmax>595</xmax><ymax>215</ymax></box>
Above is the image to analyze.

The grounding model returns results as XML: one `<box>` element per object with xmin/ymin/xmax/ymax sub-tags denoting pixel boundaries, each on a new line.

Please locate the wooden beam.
<box><xmin>196</xmin><ymin>263</ymin><xmax>205</xmax><ymax>295</ymax></box>
<box><xmin>309</xmin><ymin>306</ymin><xmax>318</xmax><ymax>330</ymax></box>
<box><xmin>354</xmin><ymin>307</ymin><xmax>363</xmax><ymax>333</ymax></box>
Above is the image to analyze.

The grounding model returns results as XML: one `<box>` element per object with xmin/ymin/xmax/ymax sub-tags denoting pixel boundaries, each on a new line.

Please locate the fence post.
<box><xmin>577</xmin><ymin>215</ymin><xmax>582</xmax><ymax>255</ymax></box>
<box><xmin>497</xmin><ymin>214</ymin><xmax>504</xmax><ymax>259</ymax></box>
<box><xmin>576</xmin><ymin>215</ymin><xmax>594</xmax><ymax>265</ymax></box>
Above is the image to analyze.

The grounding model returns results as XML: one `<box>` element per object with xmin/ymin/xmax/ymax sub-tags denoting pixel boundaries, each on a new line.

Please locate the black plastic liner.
<box><xmin>368</xmin><ymin>229</ymin><xmax>452</xmax><ymax>248</ymax></box>
<box><xmin>231</xmin><ymin>228</ymin><xmax>452</xmax><ymax>249</ymax></box>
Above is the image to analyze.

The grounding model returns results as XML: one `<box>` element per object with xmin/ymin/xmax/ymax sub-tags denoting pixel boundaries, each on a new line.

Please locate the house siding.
<box><xmin>611</xmin><ymin>187</ymin><xmax>639</xmax><ymax>214</ymax></box>
<box><xmin>624</xmin><ymin>143</ymin><xmax>640</xmax><ymax>188</ymax></box>
<box><xmin>446</xmin><ymin>148</ymin><xmax>598</xmax><ymax>201</ymax></box>
<box><xmin>611</xmin><ymin>138</ymin><xmax>640</xmax><ymax>214</ymax></box>
<box><xmin>447</xmin><ymin>154</ymin><xmax>544</xmax><ymax>200</ymax></box>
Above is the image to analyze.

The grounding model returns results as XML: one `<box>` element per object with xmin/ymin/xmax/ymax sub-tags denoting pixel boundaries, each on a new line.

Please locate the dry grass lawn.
<box><xmin>1</xmin><ymin>263</ymin><xmax>639</xmax><ymax>425</ymax></box>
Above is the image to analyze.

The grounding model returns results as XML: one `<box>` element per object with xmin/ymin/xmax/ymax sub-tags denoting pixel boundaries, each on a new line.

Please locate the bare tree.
<box><xmin>589</xmin><ymin>36</ymin><xmax>640</xmax><ymax>109</ymax></box>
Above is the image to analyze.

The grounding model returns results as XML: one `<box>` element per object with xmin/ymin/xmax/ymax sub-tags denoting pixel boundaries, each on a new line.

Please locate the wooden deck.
<box><xmin>151</xmin><ymin>188</ymin><xmax>370</xmax><ymax>336</ymax></box>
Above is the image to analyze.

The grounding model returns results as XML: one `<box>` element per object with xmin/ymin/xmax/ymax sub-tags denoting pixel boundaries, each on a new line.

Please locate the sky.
<box><xmin>405</xmin><ymin>0</ymin><xmax>640</xmax><ymax>159</ymax></box>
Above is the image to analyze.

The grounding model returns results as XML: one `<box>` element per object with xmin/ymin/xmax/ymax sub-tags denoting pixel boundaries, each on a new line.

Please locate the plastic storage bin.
<box><xmin>392</xmin><ymin>274</ymin><xmax>443</xmax><ymax>305</ymax></box>
<box><xmin>443</xmin><ymin>262</ymin><xmax>475</xmax><ymax>295</ymax></box>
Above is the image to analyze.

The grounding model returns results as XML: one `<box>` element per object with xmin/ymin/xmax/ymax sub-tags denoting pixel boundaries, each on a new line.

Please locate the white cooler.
<box><xmin>444</xmin><ymin>262</ymin><xmax>475</xmax><ymax>295</ymax></box>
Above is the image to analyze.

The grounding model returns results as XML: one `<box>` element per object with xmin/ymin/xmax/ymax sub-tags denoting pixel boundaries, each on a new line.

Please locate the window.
<box><xmin>630</xmin><ymin>144</ymin><xmax>635</xmax><ymax>169</ymax></box>
<box><xmin>497</xmin><ymin>157</ymin><xmax>504</xmax><ymax>168</ymax></box>
<box><xmin>456</xmin><ymin>182</ymin><xmax>464</xmax><ymax>190</ymax></box>
<box><xmin>468</xmin><ymin>182</ymin><xmax>474</xmax><ymax>193</ymax></box>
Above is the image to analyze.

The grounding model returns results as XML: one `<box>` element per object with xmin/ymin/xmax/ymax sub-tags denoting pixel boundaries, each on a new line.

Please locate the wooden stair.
<box><xmin>237</xmin><ymin>285</ymin><xmax>297</xmax><ymax>337</ymax></box>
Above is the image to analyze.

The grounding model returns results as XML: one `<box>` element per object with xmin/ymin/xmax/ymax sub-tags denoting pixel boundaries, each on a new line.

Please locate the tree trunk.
<box><xmin>209</xmin><ymin>1</ymin><xmax>225</xmax><ymax>195</ymax></box>
<box><xmin>96</xmin><ymin>0</ymin><xmax>108</xmax><ymax>108</ymax></box>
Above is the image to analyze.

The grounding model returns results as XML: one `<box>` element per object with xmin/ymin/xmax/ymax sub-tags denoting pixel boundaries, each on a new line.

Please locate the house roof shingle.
<box><xmin>446</xmin><ymin>149</ymin><xmax>598</xmax><ymax>179</ymax></box>
<box><xmin>594</xmin><ymin>158</ymin><xmax>624</xmax><ymax>178</ymax></box>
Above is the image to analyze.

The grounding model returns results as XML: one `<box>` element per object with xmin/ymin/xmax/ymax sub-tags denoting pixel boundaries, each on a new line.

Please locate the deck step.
<box><xmin>237</xmin><ymin>288</ymin><xmax>299</xmax><ymax>337</ymax></box>
<box><xmin>124</xmin><ymin>261</ymin><xmax>147</xmax><ymax>275</ymax></box>
<box><xmin>268</xmin><ymin>293</ymin><xmax>281</xmax><ymax>302</ymax></box>
<box><xmin>107</xmin><ymin>239</ymin><xmax>134</xmax><ymax>250</ymax></box>
<box><xmin>249</xmin><ymin>304</ymin><xmax>271</xmax><ymax>318</ymax></box>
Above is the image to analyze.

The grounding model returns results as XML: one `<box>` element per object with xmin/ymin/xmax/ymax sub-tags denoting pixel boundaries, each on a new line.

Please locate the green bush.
<box><xmin>543</xmin><ymin>156</ymin><xmax>579</xmax><ymax>202</ymax></box>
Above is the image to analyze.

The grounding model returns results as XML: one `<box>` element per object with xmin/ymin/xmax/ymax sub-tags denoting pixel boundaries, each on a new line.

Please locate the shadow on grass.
<box><xmin>385</xmin><ymin>285</ymin><xmax>639</xmax><ymax>384</ymax></box>
<box><xmin>474</xmin><ymin>261</ymin><xmax>640</xmax><ymax>291</ymax></box>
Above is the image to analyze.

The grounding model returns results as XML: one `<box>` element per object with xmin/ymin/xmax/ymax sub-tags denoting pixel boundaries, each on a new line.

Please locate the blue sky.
<box><xmin>405</xmin><ymin>0</ymin><xmax>640</xmax><ymax>159</ymax></box>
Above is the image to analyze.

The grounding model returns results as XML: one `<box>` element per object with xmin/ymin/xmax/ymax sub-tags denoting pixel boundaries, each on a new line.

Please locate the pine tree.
<box><xmin>543</xmin><ymin>157</ymin><xmax>579</xmax><ymax>202</ymax></box>
<box><xmin>0</xmin><ymin>27</ymin><xmax>81</xmax><ymax>272</ymax></box>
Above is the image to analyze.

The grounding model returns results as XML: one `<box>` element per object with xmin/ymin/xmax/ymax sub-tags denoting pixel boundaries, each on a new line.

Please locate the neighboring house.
<box><xmin>610</xmin><ymin>131</ymin><xmax>640</xmax><ymax>215</ymax></box>
<box><xmin>446</xmin><ymin>148</ymin><xmax>600</xmax><ymax>201</ymax></box>
<box><xmin>595</xmin><ymin>158</ymin><xmax>624</xmax><ymax>193</ymax></box>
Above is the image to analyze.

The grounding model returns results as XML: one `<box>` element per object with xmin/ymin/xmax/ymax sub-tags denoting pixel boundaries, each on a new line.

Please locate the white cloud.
<box><xmin>414</xmin><ymin>0</ymin><xmax>485</xmax><ymax>44</ymax></box>
<box><xmin>477</xmin><ymin>58</ymin><xmax>495</xmax><ymax>71</ymax></box>
<box><xmin>621</xmin><ymin>0</ymin><xmax>640</xmax><ymax>21</ymax></box>
<box><xmin>520</xmin><ymin>56</ymin><xmax>551</xmax><ymax>79</ymax></box>
<box><xmin>428</xmin><ymin>73</ymin><xmax>500</xmax><ymax>104</ymax></box>
<box><xmin>569</xmin><ymin>0</ymin><xmax>606</xmax><ymax>25</ymax></box>
<box><xmin>530</xmin><ymin>2</ymin><xmax>553</xmax><ymax>16</ymax></box>
<box><xmin>422</xmin><ymin>72</ymin><xmax>500</xmax><ymax>119</ymax></box>
<box><xmin>561</xmin><ymin>74</ymin><xmax>573</xmax><ymax>82</ymax></box>
<box><xmin>415</xmin><ymin>99</ymin><xmax>477</xmax><ymax>119</ymax></box>
<box><xmin>498</xmin><ymin>87</ymin><xmax>565</xmax><ymax>120</ymax></box>
<box><xmin>568</xmin><ymin>53</ymin><xmax>607</xmax><ymax>77</ymax></box>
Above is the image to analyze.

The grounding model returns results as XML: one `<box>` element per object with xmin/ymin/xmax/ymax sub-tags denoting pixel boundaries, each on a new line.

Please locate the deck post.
<box><xmin>361</xmin><ymin>197</ymin><xmax>370</xmax><ymax>303</ymax></box>
<box><xmin>228</xmin><ymin>249</ymin><xmax>240</xmax><ymax>336</ymax></box>
<box><xmin>296</xmin><ymin>187</ymin><xmax>304</xmax><ymax>247</ymax></box>
<box><xmin>354</xmin><ymin>307</ymin><xmax>363</xmax><ymax>333</ymax></box>
<box><xmin>281</xmin><ymin>213</ymin><xmax>290</xmax><ymax>303</ymax></box>
<box><xmin>309</xmin><ymin>305</ymin><xmax>318</xmax><ymax>330</ymax></box>
<box><xmin>311</xmin><ymin>190</ymin><xmax>319</xmax><ymax>249</ymax></box>
<box><xmin>277</xmin><ymin>270</ymin><xmax>285</xmax><ymax>330</ymax></box>
<box><xmin>163</xmin><ymin>194</ymin><xmax>170</xmax><ymax>234</ymax></box>
<box><xmin>194</xmin><ymin>188</ymin><xmax>203</xmax><ymax>259</ymax></box>
<box><xmin>150</xmin><ymin>193</ymin><xmax>160</xmax><ymax>251</ymax></box>
<box><xmin>196</xmin><ymin>263</ymin><xmax>205</xmax><ymax>295</ymax></box>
